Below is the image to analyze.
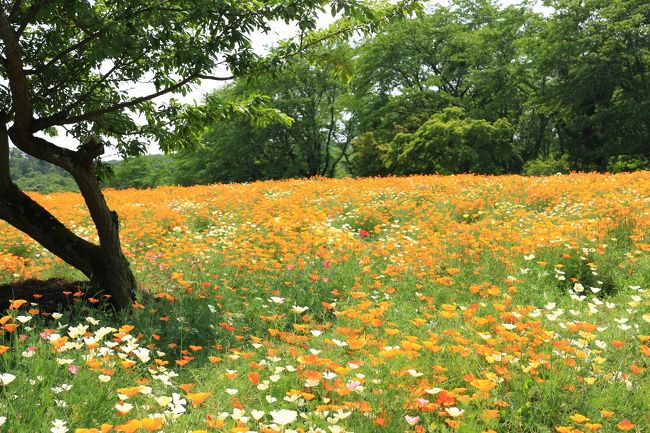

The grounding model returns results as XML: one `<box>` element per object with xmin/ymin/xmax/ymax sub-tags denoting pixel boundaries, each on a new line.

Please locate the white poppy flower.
<box><xmin>270</xmin><ymin>409</ymin><xmax>298</xmax><ymax>426</ymax></box>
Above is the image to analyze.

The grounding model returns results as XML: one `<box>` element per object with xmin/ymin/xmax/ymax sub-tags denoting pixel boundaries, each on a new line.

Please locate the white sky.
<box><xmin>40</xmin><ymin>0</ymin><xmax>546</xmax><ymax>157</ymax></box>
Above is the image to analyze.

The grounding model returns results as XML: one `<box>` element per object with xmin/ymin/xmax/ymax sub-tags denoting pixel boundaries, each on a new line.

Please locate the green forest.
<box><xmin>12</xmin><ymin>0</ymin><xmax>649</xmax><ymax>191</ymax></box>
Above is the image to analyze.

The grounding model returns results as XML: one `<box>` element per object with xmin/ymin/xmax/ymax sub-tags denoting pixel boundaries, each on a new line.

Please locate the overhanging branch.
<box><xmin>15</xmin><ymin>0</ymin><xmax>57</xmax><ymax>37</ymax></box>
<box><xmin>8</xmin><ymin>127</ymin><xmax>77</xmax><ymax>172</ymax></box>
<box><xmin>197</xmin><ymin>74</ymin><xmax>234</xmax><ymax>81</ymax></box>
<box><xmin>27</xmin><ymin>28</ymin><xmax>106</xmax><ymax>75</ymax></box>
<box><xmin>32</xmin><ymin>72</ymin><xmax>201</xmax><ymax>131</ymax></box>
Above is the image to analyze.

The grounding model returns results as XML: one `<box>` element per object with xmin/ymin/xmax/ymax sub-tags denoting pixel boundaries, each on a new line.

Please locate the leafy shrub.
<box><xmin>523</xmin><ymin>154</ymin><xmax>570</xmax><ymax>176</ymax></box>
<box><xmin>385</xmin><ymin>107</ymin><xmax>521</xmax><ymax>175</ymax></box>
<box><xmin>606</xmin><ymin>155</ymin><xmax>650</xmax><ymax>173</ymax></box>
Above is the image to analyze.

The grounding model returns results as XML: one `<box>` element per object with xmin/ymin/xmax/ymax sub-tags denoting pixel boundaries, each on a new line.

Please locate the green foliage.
<box><xmin>343</xmin><ymin>0</ymin><xmax>648</xmax><ymax>178</ymax></box>
<box><xmin>384</xmin><ymin>107</ymin><xmax>520</xmax><ymax>175</ymax></box>
<box><xmin>9</xmin><ymin>148</ymin><xmax>78</xmax><ymax>193</ymax></box>
<box><xmin>606</xmin><ymin>155</ymin><xmax>650</xmax><ymax>173</ymax></box>
<box><xmin>352</xmin><ymin>1</ymin><xmax>535</xmax><ymax>149</ymax></box>
<box><xmin>173</xmin><ymin>45</ymin><xmax>357</xmax><ymax>184</ymax></box>
<box><xmin>523</xmin><ymin>155</ymin><xmax>571</xmax><ymax>176</ymax></box>
<box><xmin>529</xmin><ymin>0</ymin><xmax>650</xmax><ymax>169</ymax></box>
<box><xmin>7</xmin><ymin>0</ymin><xmax>649</xmax><ymax>192</ymax></box>
<box><xmin>349</xmin><ymin>133</ymin><xmax>389</xmax><ymax>177</ymax></box>
<box><xmin>1</xmin><ymin>0</ymin><xmax>420</xmax><ymax>159</ymax></box>
<box><xmin>102</xmin><ymin>155</ymin><xmax>174</xmax><ymax>190</ymax></box>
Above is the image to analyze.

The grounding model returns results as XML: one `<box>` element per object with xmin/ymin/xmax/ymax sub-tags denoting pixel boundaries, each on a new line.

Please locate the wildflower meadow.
<box><xmin>1</xmin><ymin>172</ymin><xmax>649</xmax><ymax>433</ymax></box>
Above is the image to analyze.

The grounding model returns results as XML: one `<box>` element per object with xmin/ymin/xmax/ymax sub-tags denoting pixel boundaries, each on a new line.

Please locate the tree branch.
<box><xmin>0</xmin><ymin>182</ymin><xmax>102</xmax><ymax>278</ymax></box>
<box><xmin>32</xmin><ymin>73</ymin><xmax>200</xmax><ymax>131</ymax></box>
<box><xmin>15</xmin><ymin>0</ymin><xmax>57</xmax><ymax>37</ymax></box>
<box><xmin>8</xmin><ymin>127</ymin><xmax>77</xmax><ymax>172</ymax></box>
<box><xmin>27</xmin><ymin>28</ymin><xmax>106</xmax><ymax>75</ymax></box>
<box><xmin>76</xmin><ymin>134</ymin><xmax>104</xmax><ymax>164</ymax></box>
<box><xmin>0</xmin><ymin>4</ymin><xmax>32</xmax><ymax>138</ymax></box>
<box><xmin>197</xmin><ymin>74</ymin><xmax>234</xmax><ymax>81</ymax></box>
<box><xmin>46</xmin><ymin>60</ymin><xmax>124</xmax><ymax>119</ymax></box>
<box><xmin>8</xmin><ymin>0</ymin><xmax>23</xmax><ymax>21</ymax></box>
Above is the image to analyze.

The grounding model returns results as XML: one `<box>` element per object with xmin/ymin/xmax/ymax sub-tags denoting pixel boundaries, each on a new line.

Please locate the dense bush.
<box><xmin>523</xmin><ymin>154</ymin><xmax>571</xmax><ymax>176</ymax></box>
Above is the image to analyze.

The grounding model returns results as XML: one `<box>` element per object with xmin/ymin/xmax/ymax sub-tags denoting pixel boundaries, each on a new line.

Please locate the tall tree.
<box><xmin>350</xmin><ymin>0</ymin><xmax>535</xmax><ymax>174</ymax></box>
<box><xmin>174</xmin><ymin>44</ymin><xmax>356</xmax><ymax>184</ymax></box>
<box><xmin>0</xmin><ymin>0</ymin><xmax>420</xmax><ymax>310</ymax></box>
<box><xmin>530</xmin><ymin>0</ymin><xmax>650</xmax><ymax>169</ymax></box>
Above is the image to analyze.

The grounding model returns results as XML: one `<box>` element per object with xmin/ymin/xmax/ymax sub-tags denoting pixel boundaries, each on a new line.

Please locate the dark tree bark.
<box><xmin>71</xmin><ymin>147</ymin><xmax>137</xmax><ymax>310</ymax></box>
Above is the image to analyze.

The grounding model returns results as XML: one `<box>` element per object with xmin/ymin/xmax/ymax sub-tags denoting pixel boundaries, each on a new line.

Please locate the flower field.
<box><xmin>1</xmin><ymin>172</ymin><xmax>649</xmax><ymax>433</ymax></box>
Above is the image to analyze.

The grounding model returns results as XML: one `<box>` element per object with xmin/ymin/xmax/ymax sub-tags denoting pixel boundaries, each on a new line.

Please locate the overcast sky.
<box><xmin>42</xmin><ymin>0</ymin><xmax>546</xmax><ymax>157</ymax></box>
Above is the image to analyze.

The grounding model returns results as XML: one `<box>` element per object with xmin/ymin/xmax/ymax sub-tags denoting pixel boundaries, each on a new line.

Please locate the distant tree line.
<box><xmin>9</xmin><ymin>148</ymin><xmax>78</xmax><ymax>193</ymax></box>
<box><xmin>12</xmin><ymin>0</ymin><xmax>649</xmax><ymax>191</ymax></box>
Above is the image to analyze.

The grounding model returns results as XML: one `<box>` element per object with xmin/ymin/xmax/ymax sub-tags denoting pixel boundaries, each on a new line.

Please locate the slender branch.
<box><xmin>297</xmin><ymin>22</ymin><xmax>368</xmax><ymax>54</ymax></box>
<box><xmin>48</xmin><ymin>60</ymin><xmax>123</xmax><ymax>118</ymax></box>
<box><xmin>197</xmin><ymin>74</ymin><xmax>234</xmax><ymax>81</ymax></box>
<box><xmin>330</xmin><ymin>117</ymin><xmax>354</xmax><ymax>178</ymax></box>
<box><xmin>39</xmin><ymin>61</ymin><xmax>91</xmax><ymax>100</ymax></box>
<box><xmin>27</xmin><ymin>28</ymin><xmax>105</xmax><ymax>75</ymax></box>
<box><xmin>33</xmin><ymin>72</ymin><xmax>200</xmax><ymax>131</ymax></box>
<box><xmin>26</xmin><ymin>2</ymin><xmax>189</xmax><ymax>76</ymax></box>
<box><xmin>15</xmin><ymin>0</ymin><xmax>57</xmax><ymax>37</ymax></box>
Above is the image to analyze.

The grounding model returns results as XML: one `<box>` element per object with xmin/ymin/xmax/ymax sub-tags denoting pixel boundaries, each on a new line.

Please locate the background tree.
<box><xmin>529</xmin><ymin>0</ymin><xmax>650</xmax><ymax>170</ymax></box>
<box><xmin>350</xmin><ymin>0</ymin><xmax>535</xmax><ymax>175</ymax></box>
<box><xmin>8</xmin><ymin>147</ymin><xmax>77</xmax><ymax>192</ymax></box>
<box><xmin>174</xmin><ymin>44</ymin><xmax>356</xmax><ymax>184</ymax></box>
<box><xmin>102</xmin><ymin>155</ymin><xmax>174</xmax><ymax>190</ymax></box>
<box><xmin>0</xmin><ymin>0</ymin><xmax>421</xmax><ymax>310</ymax></box>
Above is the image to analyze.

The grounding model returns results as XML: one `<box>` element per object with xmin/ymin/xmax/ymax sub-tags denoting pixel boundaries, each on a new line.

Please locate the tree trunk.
<box><xmin>0</xmin><ymin>181</ymin><xmax>136</xmax><ymax>311</ymax></box>
<box><xmin>1</xmin><ymin>125</ymin><xmax>136</xmax><ymax>311</ymax></box>
<box><xmin>73</xmin><ymin>167</ymin><xmax>137</xmax><ymax>310</ymax></box>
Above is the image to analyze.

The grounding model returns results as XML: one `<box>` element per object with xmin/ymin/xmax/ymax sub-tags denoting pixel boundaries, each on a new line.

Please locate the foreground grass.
<box><xmin>1</xmin><ymin>173</ymin><xmax>649</xmax><ymax>433</ymax></box>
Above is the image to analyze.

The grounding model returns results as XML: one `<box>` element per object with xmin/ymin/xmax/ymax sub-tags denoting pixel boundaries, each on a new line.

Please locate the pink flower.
<box><xmin>405</xmin><ymin>415</ymin><xmax>420</xmax><ymax>425</ymax></box>
<box><xmin>68</xmin><ymin>364</ymin><xmax>79</xmax><ymax>375</ymax></box>
<box><xmin>346</xmin><ymin>380</ymin><xmax>361</xmax><ymax>391</ymax></box>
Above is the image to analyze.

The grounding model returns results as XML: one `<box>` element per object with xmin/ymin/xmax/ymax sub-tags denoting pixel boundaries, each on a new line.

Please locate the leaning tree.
<box><xmin>0</xmin><ymin>0</ymin><xmax>419</xmax><ymax>310</ymax></box>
